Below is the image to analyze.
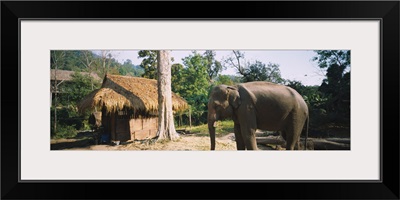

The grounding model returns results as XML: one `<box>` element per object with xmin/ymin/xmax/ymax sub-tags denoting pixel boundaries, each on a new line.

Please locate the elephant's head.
<box><xmin>208</xmin><ymin>85</ymin><xmax>241</xmax><ymax>150</ymax></box>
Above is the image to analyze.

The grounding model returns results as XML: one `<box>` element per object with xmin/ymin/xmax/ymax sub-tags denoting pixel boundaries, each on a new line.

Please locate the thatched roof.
<box><xmin>78</xmin><ymin>74</ymin><xmax>188</xmax><ymax>115</ymax></box>
<box><xmin>51</xmin><ymin>69</ymin><xmax>101</xmax><ymax>81</ymax></box>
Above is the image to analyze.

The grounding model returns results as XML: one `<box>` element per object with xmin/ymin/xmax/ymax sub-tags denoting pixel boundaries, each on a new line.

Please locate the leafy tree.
<box><xmin>59</xmin><ymin>72</ymin><xmax>101</xmax><ymax>105</ymax></box>
<box><xmin>119</xmin><ymin>59</ymin><xmax>144</xmax><ymax>76</ymax></box>
<box><xmin>204</xmin><ymin>50</ymin><xmax>224</xmax><ymax>82</ymax></box>
<box><xmin>51</xmin><ymin>50</ymin><xmax>66</xmax><ymax>69</ymax></box>
<box><xmin>51</xmin><ymin>50</ymin><xmax>126</xmax><ymax>78</ymax></box>
<box><xmin>313</xmin><ymin>50</ymin><xmax>351</xmax><ymax>125</ymax></box>
<box><xmin>79</xmin><ymin>50</ymin><xmax>97</xmax><ymax>73</ymax></box>
<box><xmin>312</xmin><ymin>50</ymin><xmax>350</xmax><ymax>69</ymax></box>
<box><xmin>224</xmin><ymin>51</ymin><xmax>284</xmax><ymax>83</ymax></box>
<box><xmin>138</xmin><ymin>50</ymin><xmax>158</xmax><ymax>79</ymax></box>
<box><xmin>178</xmin><ymin>52</ymin><xmax>210</xmax><ymax>125</ymax></box>
<box><xmin>51</xmin><ymin>50</ymin><xmax>83</xmax><ymax>71</ymax></box>
<box><xmin>285</xmin><ymin>80</ymin><xmax>329</xmax><ymax>129</ymax></box>
<box><xmin>319</xmin><ymin>64</ymin><xmax>350</xmax><ymax>114</ymax></box>
<box><xmin>286</xmin><ymin>80</ymin><xmax>325</xmax><ymax>106</ymax></box>
<box><xmin>171</xmin><ymin>63</ymin><xmax>185</xmax><ymax>93</ymax></box>
<box><xmin>242</xmin><ymin>61</ymin><xmax>284</xmax><ymax>83</ymax></box>
<box><xmin>224</xmin><ymin>50</ymin><xmax>247</xmax><ymax>75</ymax></box>
<box><xmin>215</xmin><ymin>75</ymin><xmax>235</xmax><ymax>86</ymax></box>
<box><xmin>51</xmin><ymin>70</ymin><xmax>101</xmax><ymax>137</ymax></box>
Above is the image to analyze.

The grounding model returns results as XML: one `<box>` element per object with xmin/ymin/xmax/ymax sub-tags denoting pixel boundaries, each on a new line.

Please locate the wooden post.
<box><xmin>189</xmin><ymin>108</ymin><xmax>192</xmax><ymax>129</ymax></box>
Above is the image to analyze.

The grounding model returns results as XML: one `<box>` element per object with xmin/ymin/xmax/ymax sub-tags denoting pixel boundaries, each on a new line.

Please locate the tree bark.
<box><xmin>54</xmin><ymin>68</ymin><xmax>57</xmax><ymax>134</ymax></box>
<box><xmin>156</xmin><ymin>50</ymin><xmax>179</xmax><ymax>141</ymax></box>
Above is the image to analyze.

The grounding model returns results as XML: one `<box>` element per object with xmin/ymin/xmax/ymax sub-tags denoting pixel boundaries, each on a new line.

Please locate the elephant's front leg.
<box><xmin>241</xmin><ymin>127</ymin><xmax>258</xmax><ymax>150</ymax></box>
<box><xmin>237</xmin><ymin>106</ymin><xmax>258</xmax><ymax>150</ymax></box>
<box><xmin>234</xmin><ymin>123</ymin><xmax>245</xmax><ymax>150</ymax></box>
<box><xmin>239</xmin><ymin>118</ymin><xmax>258</xmax><ymax>150</ymax></box>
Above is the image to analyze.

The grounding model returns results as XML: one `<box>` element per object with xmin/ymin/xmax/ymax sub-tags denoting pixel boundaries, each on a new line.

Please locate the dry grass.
<box><xmin>78</xmin><ymin>74</ymin><xmax>188</xmax><ymax>114</ymax></box>
<box><xmin>116</xmin><ymin>134</ymin><xmax>236</xmax><ymax>151</ymax></box>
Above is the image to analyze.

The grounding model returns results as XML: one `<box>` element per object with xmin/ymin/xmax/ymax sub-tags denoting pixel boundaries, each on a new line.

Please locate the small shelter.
<box><xmin>78</xmin><ymin>74</ymin><xmax>188</xmax><ymax>142</ymax></box>
<box><xmin>50</xmin><ymin>69</ymin><xmax>102</xmax><ymax>106</ymax></box>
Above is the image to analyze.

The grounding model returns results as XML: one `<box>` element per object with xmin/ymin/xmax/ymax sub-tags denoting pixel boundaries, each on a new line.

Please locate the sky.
<box><xmin>102</xmin><ymin>50</ymin><xmax>325</xmax><ymax>86</ymax></box>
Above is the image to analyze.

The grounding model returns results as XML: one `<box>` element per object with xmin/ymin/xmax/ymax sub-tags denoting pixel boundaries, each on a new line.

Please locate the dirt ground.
<box><xmin>51</xmin><ymin>127</ymin><xmax>350</xmax><ymax>151</ymax></box>
<box><xmin>50</xmin><ymin>132</ymin><xmax>279</xmax><ymax>151</ymax></box>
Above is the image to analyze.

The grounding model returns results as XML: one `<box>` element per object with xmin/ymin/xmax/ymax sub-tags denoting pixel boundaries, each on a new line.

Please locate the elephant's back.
<box><xmin>239</xmin><ymin>81</ymin><xmax>308</xmax><ymax>130</ymax></box>
<box><xmin>240</xmin><ymin>81</ymin><xmax>298</xmax><ymax>101</ymax></box>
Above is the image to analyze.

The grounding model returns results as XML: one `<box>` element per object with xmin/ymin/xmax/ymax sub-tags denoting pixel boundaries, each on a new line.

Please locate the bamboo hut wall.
<box><xmin>101</xmin><ymin>112</ymin><xmax>159</xmax><ymax>142</ymax></box>
<box><xmin>116</xmin><ymin>118</ymin><xmax>130</xmax><ymax>142</ymax></box>
<box><xmin>129</xmin><ymin>117</ymin><xmax>158</xmax><ymax>140</ymax></box>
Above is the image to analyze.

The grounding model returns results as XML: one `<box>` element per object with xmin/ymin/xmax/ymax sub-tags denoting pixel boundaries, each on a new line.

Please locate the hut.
<box><xmin>78</xmin><ymin>74</ymin><xmax>188</xmax><ymax>142</ymax></box>
<box><xmin>50</xmin><ymin>69</ymin><xmax>102</xmax><ymax>106</ymax></box>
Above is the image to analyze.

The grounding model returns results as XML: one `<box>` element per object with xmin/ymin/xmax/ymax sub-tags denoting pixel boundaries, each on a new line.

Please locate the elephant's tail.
<box><xmin>305</xmin><ymin>114</ymin><xmax>309</xmax><ymax>150</ymax></box>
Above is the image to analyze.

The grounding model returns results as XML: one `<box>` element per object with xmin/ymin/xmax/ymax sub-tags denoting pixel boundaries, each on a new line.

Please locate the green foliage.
<box><xmin>315</xmin><ymin>50</ymin><xmax>350</xmax><ymax>121</ymax></box>
<box><xmin>170</xmin><ymin>51</ymin><xmax>223</xmax><ymax>125</ymax></box>
<box><xmin>223</xmin><ymin>51</ymin><xmax>284</xmax><ymax>84</ymax></box>
<box><xmin>171</xmin><ymin>63</ymin><xmax>185</xmax><ymax>93</ymax></box>
<box><xmin>119</xmin><ymin>59</ymin><xmax>144</xmax><ymax>76</ymax></box>
<box><xmin>51</xmin><ymin>50</ymin><xmax>128</xmax><ymax>78</ymax></box>
<box><xmin>53</xmin><ymin>124</ymin><xmax>78</xmax><ymax>139</ymax></box>
<box><xmin>312</xmin><ymin>50</ymin><xmax>351</xmax><ymax>127</ymax></box>
<box><xmin>50</xmin><ymin>50</ymin><xmax>151</xmax><ymax>139</ymax></box>
<box><xmin>215</xmin><ymin>75</ymin><xmax>235</xmax><ymax>85</ymax></box>
<box><xmin>50</xmin><ymin>106</ymin><xmax>85</xmax><ymax>138</ymax></box>
<box><xmin>58</xmin><ymin>72</ymin><xmax>101</xmax><ymax>105</ymax></box>
<box><xmin>285</xmin><ymin>80</ymin><xmax>329</xmax><ymax>130</ymax></box>
<box><xmin>312</xmin><ymin>50</ymin><xmax>350</xmax><ymax>69</ymax></box>
<box><xmin>138</xmin><ymin>50</ymin><xmax>158</xmax><ymax>79</ymax></box>
<box><xmin>204</xmin><ymin>50</ymin><xmax>224</xmax><ymax>81</ymax></box>
<box><xmin>51</xmin><ymin>50</ymin><xmax>65</xmax><ymax>71</ymax></box>
<box><xmin>241</xmin><ymin>61</ymin><xmax>284</xmax><ymax>83</ymax></box>
<box><xmin>179</xmin><ymin>52</ymin><xmax>211</xmax><ymax>125</ymax></box>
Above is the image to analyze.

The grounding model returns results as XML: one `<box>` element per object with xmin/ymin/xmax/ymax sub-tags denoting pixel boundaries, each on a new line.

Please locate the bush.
<box><xmin>82</xmin><ymin>119</ymin><xmax>92</xmax><ymax>130</ymax></box>
<box><xmin>50</xmin><ymin>105</ymin><xmax>89</xmax><ymax>138</ymax></box>
<box><xmin>53</xmin><ymin>124</ymin><xmax>77</xmax><ymax>139</ymax></box>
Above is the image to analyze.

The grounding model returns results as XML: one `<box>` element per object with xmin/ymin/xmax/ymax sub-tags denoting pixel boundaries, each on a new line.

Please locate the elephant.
<box><xmin>207</xmin><ymin>81</ymin><xmax>309</xmax><ymax>150</ymax></box>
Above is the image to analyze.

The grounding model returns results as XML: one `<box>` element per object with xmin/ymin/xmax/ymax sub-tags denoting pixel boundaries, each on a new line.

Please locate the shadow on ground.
<box><xmin>51</xmin><ymin>131</ymin><xmax>96</xmax><ymax>150</ymax></box>
<box><xmin>51</xmin><ymin>138</ymin><xmax>93</xmax><ymax>150</ymax></box>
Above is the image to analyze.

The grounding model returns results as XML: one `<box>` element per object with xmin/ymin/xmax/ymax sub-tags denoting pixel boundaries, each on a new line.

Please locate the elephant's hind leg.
<box><xmin>282</xmin><ymin>112</ymin><xmax>305</xmax><ymax>150</ymax></box>
<box><xmin>285</xmin><ymin>136</ymin><xmax>300</xmax><ymax>150</ymax></box>
<box><xmin>283</xmin><ymin>124</ymin><xmax>301</xmax><ymax>150</ymax></box>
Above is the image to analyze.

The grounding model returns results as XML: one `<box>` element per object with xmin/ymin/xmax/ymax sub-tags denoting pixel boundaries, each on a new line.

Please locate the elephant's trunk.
<box><xmin>208</xmin><ymin>109</ymin><xmax>216</xmax><ymax>150</ymax></box>
<box><xmin>208</xmin><ymin>121</ymin><xmax>216</xmax><ymax>150</ymax></box>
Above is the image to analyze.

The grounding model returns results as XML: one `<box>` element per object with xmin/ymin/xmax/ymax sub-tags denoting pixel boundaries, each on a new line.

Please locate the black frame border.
<box><xmin>2</xmin><ymin>1</ymin><xmax>399</xmax><ymax>199</ymax></box>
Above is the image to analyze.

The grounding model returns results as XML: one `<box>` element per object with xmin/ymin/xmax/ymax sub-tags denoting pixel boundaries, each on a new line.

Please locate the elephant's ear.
<box><xmin>227</xmin><ymin>87</ymin><xmax>241</xmax><ymax>109</ymax></box>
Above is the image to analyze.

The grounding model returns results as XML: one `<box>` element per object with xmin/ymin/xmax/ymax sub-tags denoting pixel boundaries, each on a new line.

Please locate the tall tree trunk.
<box><xmin>156</xmin><ymin>50</ymin><xmax>179</xmax><ymax>141</ymax></box>
<box><xmin>54</xmin><ymin>68</ymin><xmax>57</xmax><ymax>135</ymax></box>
